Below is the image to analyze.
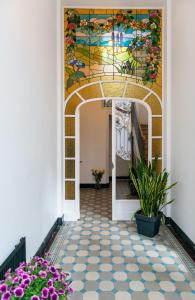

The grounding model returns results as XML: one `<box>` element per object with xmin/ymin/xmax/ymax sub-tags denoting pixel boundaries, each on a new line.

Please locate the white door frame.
<box><xmin>75</xmin><ymin>97</ymin><xmax>153</xmax><ymax>220</ymax></box>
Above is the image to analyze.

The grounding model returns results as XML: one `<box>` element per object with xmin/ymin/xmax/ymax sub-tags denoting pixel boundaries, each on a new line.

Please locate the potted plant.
<box><xmin>130</xmin><ymin>159</ymin><xmax>177</xmax><ymax>237</ymax></box>
<box><xmin>92</xmin><ymin>168</ymin><xmax>105</xmax><ymax>189</ymax></box>
<box><xmin>0</xmin><ymin>253</ymin><xmax>74</xmax><ymax>300</ymax></box>
<box><xmin>128</xmin><ymin>167</ymin><xmax>138</xmax><ymax>196</ymax></box>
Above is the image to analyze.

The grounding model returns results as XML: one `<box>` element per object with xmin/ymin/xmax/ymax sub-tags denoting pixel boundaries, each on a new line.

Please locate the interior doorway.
<box><xmin>78</xmin><ymin>98</ymin><xmax>150</xmax><ymax>220</ymax></box>
<box><xmin>79</xmin><ymin>100</ymin><xmax>112</xmax><ymax>219</ymax></box>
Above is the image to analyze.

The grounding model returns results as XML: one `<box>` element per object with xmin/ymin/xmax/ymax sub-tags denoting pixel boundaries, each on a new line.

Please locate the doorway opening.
<box><xmin>79</xmin><ymin>100</ymin><xmax>112</xmax><ymax>220</ymax></box>
<box><xmin>78</xmin><ymin>98</ymin><xmax>150</xmax><ymax>220</ymax></box>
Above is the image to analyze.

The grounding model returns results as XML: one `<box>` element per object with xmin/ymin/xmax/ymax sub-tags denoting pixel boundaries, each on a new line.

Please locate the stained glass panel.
<box><xmin>64</xmin><ymin>9</ymin><xmax>162</xmax><ymax>96</ymax></box>
<box><xmin>152</xmin><ymin>159</ymin><xmax>162</xmax><ymax>174</ymax></box>
<box><xmin>145</xmin><ymin>94</ymin><xmax>162</xmax><ymax>115</ymax></box>
<box><xmin>79</xmin><ymin>83</ymin><xmax>102</xmax><ymax>99</ymax></box>
<box><xmin>152</xmin><ymin>139</ymin><xmax>162</xmax><ymax>157</ymax></box>
<box><xmin>65</xmin><ymin>181</ymin><xmax>75</xmax><ymax>200</ymax></box>
<box><xmin>103</xmin><ymin>82</ymin><xmax>125</xmax><ymax>97</ymax></box>
<box><xmin>125</xmin><ymin>84</ymin><xmax>149</xmax><ymax>99</ymax></box>
<box><xmin>65</xmin><ymin>118</ymin><xmax>75</xmax><ymax>136</ymax></box>
<box><xmin>65</xmin><ymin>160</ymin><xmax>75</xmax><ymax>179</ymax></box>
<box><xmin>65</xmin><ymin>139</ymin><xmax>75</xmax><ymax>158</ymax></box>
<box><xmin>152</xmin><ymin>118</ymin><xmax>162</xmax><ymax>136</ymax></box>
<box><xmin>65</xmin><ymin>94</ymin><xmax>82</xmax><ymax>115</ymax></box>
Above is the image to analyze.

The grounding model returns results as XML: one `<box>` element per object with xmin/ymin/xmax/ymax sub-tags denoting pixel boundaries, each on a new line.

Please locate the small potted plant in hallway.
<box><xmin>0</xmin><ymin>253</ymin><xmax>74</xmax><ymax>300</ymax></box>
<box><xmin>92</xmin><ymin>168</ymin><xmax>105</xmax><ymax>189</ymax></box>
<box><xmin>130</xmin><ymin>159</ymin><xmax>177</xmax><ymax>237</ymax></box>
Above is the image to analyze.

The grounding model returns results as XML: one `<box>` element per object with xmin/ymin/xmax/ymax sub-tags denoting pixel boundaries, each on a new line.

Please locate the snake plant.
<box><xmin>129</xmin><ymin>159</ymin><xmax>177</xmax><ymax>218</ymax></box>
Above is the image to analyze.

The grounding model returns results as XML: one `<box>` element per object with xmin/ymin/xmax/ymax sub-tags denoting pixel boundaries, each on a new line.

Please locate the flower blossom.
<box><xmin>14</xmin><ymin>287</ymin><xmax>24</xmax><ymax>298</ymax></box>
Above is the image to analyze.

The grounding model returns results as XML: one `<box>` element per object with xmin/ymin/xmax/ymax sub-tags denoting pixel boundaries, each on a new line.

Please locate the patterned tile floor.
<box><xmin>51</xmin><ymin>188</ymin><xmax>195</xmax><ymax>300</ymax></box>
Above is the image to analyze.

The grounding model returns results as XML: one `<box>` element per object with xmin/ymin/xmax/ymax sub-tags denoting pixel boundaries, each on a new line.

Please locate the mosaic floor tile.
<box><xmin>50</xmin><ymin>187</ymin><xmax>195</xmax><ymax>300</ymax></box>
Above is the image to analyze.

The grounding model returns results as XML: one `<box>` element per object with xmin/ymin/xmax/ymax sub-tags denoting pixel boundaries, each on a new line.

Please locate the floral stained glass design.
<box><xmin>65</xmin><ymin>9</ymin><xmax>162</xmax><ymax>93</ymax></box>
<box><xmin>64</xmin><ymin>8</ymin><xmax>163</xmax><ymax>200</ymax></box>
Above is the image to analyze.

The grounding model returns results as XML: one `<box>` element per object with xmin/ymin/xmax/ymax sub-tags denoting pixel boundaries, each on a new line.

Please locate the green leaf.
<box><xmin>65</xmin><ymin>67</ymin><xmax>74</xmax><ymax>76</ymax></box>
<box><xmin>67</xmin><ymin>78</ymin><xmax>74</xmax><ymax>89</ymax></box>
<box><xmin>70</xmin><ymin>70</ymin><xmax>86</xmax><ymax>81</ymax></box>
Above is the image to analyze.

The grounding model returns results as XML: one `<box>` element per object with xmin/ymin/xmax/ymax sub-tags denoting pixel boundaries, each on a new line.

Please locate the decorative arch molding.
<box><xmin>64</xmin><ymin>80</ymin><xmax>163</xmax><ymax>202</ymax></box>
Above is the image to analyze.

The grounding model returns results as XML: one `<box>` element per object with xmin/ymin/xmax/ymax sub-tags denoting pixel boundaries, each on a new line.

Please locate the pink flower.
<box><xmin>0</xmin><ymin>284</ymin><xmax>7</xmax><ymax>294</ymax></box>
<box><xmin>41</xmin><ymin>288</ymin><xmax>49</xmax><ymax>299</ymax></box>
<box><xmin>68</xmin><ymin>287</ymin><xmax>74</xmax><ymax>294</ymax></box>
<box><xmin>22</xmin><ymin>273</ymin><xmax>29</xmax><ymax>280</ymax></box>
<box><xmin>51</xmin><ymin>293</ymin><xmax>59</xmax><ymax>300</ymax></box>
<box><xmin>39</xmin><ymin>271</ymin><xmax>47</xmax><ymax>279</ymax></box>
<box><xmin>23</xmin><ymin>278</ymin><xmax>31</xmax><ymax>286</ymax></box>
<box><xmin>49</xmin><ymin>266</ymin><xmax>57</xmax><ymax>275</ymax></box>
<box><xmin>67</xmin><ymin>23</ymin><xmax>76</xmax><ymax>30</ymax></box>
<box><xmin>31</xmin><ymin>296</ymin><xmax>40</xmax><ymax>300</ymax></box>
<box><xmin>14</xmin><ymin>287</ymin><xmax>24</xmax><ymax>298</ymax></box>
<box><xmin>58</xmin><ymin>288</ymin><xmax>64</xmax><ymax>295</ymax></box>
<box><xmin>47</xmin><ymin>279</ymin><xmax>53</xmax><ymax>287</ymax></box>
<box><xmin>12</xmin><ymin>277</ymin><xmax>20</xmax><ymax>284</ymax></box>
<box><xmin>42</xmin><ymin>260</ymin><xmax>49</xmax><ymax>267</ymax></box>
<box><xmin>151</xmin><ymin>47</ymin><xmax>159</xmax><ymax>53</ymax></box>
<box><xmin>143</xmin><ymin>39</ymin><xmax>152</xmax><ymax>48</ymax></box>
<box><xmin>150</xmin><ymin>12</ymin><xmax>158</xmax><ymax>18</ymax></box>
<box><xmin>2</xmin><ymin>291</ymin><xmax>11</xmax><ymax>300</ymax></box>
<box><xmin>150</xmin><ymin>73</ymin><xmax>157</xmax><ymax>79</ymax></box>
<box><xmin>66</xmin><ymin>37</ymin><xmax>75</xmax><ymax>45</ymax></box>
<box><xmin>49</xmin><ymin>286</ymin><xmax>55</xmax><ymax>295</ymax></box>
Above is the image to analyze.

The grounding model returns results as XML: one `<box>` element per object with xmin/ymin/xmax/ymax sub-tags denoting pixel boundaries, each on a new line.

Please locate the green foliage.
<box><xmin>129</xmin><ymin>159</ymin><xmax>177</xmax><ymax>218</ymax></box>
<box><xmin>66</xmin><ymin>70</ymin><xmax>86</xmax><ymax>88</ymax></box>
<box><xmin>70</xmin><ymin>70</ymin><xmax>86</xmax><ymax>81</ymax></box>
<box><xmin>65</xmin><ymin>67</ymin><xmax>74</xmax><ymax>76</ymax></box>
<box><xmin>66</xmin><ymin>78</ymin><xmax>74</xmax><ymax>89</ymax></box>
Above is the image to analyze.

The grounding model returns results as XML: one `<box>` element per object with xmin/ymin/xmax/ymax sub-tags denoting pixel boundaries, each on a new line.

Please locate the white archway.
<box><xmin>64</xmin><ymin>80</ymin><xmax>163</xmax><ymax>221</ymax></box>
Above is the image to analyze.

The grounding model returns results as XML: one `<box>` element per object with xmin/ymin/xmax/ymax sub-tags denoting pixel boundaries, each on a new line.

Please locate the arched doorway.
<box><xmin>64</xmin><ymin>80</ymin><xmax>163</xmax><ymax>221</ymax></box>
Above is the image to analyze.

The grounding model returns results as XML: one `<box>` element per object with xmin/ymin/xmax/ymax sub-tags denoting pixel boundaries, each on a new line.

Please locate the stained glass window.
<box><xmin>64</xmin><ymin>8</ymin><xmax>163</xmax><ymax>201</ymax></box>
<box><xmin>65</xmin><ymin>9</ymin><xmax>162</xmax><ymax>96</ymax></box>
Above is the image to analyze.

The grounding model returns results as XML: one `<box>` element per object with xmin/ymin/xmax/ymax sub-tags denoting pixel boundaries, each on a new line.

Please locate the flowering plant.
<box><xmin>92</xmin><ymin>169</ymin><xmax>105</xmax><ymax>189</ymax></box>
<box><xmin>0</xmin><ymin>253</ymin><xmax>73</xmax><ymax>300</ymax></box>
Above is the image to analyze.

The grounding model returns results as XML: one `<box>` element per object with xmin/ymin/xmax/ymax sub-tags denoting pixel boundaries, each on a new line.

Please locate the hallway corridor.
<box><xmin>50</xmin><ymin>188</ymin><xmax>195</xmax><ymax>300</ymax></box>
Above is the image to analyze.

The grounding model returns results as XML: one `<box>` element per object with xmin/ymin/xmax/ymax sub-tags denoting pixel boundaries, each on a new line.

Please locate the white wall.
<box><xmin>62</xmin><ymin>0</ymin><xmax>166</xmax><ymax>8</ymax></box>
<box><xmin>170</xmin><ymin>0</ymin><xmax>195</xmax><ymax>243</ymax></box>
<box><xmin>80</xmin><ymin>102</ymin><xmax>111</xmax><ymax>184</ymax></box>
<box><xmin>0</xmin><ymin>0</ymin><xmax>58</xmax><ymax>263</ymax></box>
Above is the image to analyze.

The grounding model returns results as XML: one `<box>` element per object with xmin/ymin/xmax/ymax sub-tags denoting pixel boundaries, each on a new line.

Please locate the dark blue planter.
<box><xmin>135</xmin><ymin>211</ymin><xmax>161</xmax><ymax>238</ymax></box>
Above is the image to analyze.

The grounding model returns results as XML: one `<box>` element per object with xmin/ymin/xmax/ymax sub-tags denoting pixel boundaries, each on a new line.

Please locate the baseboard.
<box><xmin>80</xmin><ymin>183</ymin><xmax>110</xmax><ymax>188</ymax></box>
<box><xmin>35</xmin><ymin>216</ymin><xmax>64</xmax><ymax>257</ymax></box>
<box><xmin>109</xmin><ymin>176</ymin><xmax>129</xmax><ymax>180</ymax></box>
<box><xmin>166</xmin><ymin>217</ymin><xmax>195</xmax><ymax>253</ymax></box>
<box><xmin>0</xmin><ymin>238</ymin><xmax>26</xmax><ymax>280</ymax></box>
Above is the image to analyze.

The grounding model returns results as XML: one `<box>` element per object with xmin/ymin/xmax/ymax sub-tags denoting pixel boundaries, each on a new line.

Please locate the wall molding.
<box><xmin>166</xmin><ymin>217</ymin><xmax>195</xmax><ymax>254</ymax></box>
<box><xmin>80</xmin><ymin>183</ymin><xmax>110</xmax><ymax>188</ymax></box>
<box><xmin>0</xmin><ymin>238</ymin><xmax>26</xmax><ymax>280</ymax></box>
<box><xmin>35</xmin><ymin>216</ymin><xmax>64</xmax><ymax>257</ymax></box>
<box><xmin>109</xmin><ymin>176</ymin><xmax>129</xmax><ymax>180</ymax></box>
